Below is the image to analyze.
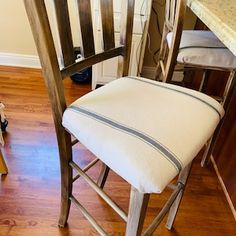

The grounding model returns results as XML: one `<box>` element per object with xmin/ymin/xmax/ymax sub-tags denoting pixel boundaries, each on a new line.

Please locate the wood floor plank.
<box><xmin>0</xmin><ymin>66</ymin><xmax>235</xmax><ymax>235</ymax></box>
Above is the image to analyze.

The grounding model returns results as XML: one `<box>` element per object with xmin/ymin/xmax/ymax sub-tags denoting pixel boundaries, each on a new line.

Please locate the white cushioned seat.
<box><xmin>167</xmin><ymin>30</ymin><xmax>236</xmax><ymax>69</ymax></box>
<box><xmin>62</xmin><ymin>77</ymin><xmax>224</xmax><ymax>193</ymax></box>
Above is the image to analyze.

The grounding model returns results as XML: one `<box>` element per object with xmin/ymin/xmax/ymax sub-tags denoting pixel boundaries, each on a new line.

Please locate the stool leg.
<box><xmin>201</xmin><ymin>137</ymin><xmax>214</xmax><ymax>167</ymax></box>
<box><xmin>126</xmin><ymin>186</ymin><xmax>150</xmax><ymax>236</ymax></box>
<box><xmin>58</xmin><ymin>165</ymin><xmax>73</xmax><ymax>227</ymax></box>
<box><xmin>0</xmin><ymin>149</ymin><xmax>8</xmax><ymax>175</ymax></box>
<box><xmin>58</xmin><ymin>132</ymin><xmax>73</xmax><ymax>227</ymax></box>
<box><xmin>166</xmin><ymin>162</ymin><xmax>192</xmax><ymax>230</ymax></box>
<box><xmin>222</xmin><ymin>71</ymin><xmax>235</xmax><ymax>106</ymax></box>
<box><xmin>97</xmin><ymin>163</ymin><xmax>110</xmax><ymax>189</ymax></box>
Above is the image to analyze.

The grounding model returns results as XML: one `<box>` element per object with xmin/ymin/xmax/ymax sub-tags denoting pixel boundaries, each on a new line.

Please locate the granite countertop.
<box><xmin>187</xmin><ymin>0</ymin><xmax>236</xmax><ymax>56</ymax></box>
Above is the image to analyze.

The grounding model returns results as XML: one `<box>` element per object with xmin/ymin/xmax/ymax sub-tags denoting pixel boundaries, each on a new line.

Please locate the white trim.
<box><xmin>0</xmin><ymin>53</ymin><xmax>41</xmax><ymax>68</ymax></box>
<box><xmin>141</xmin><ymin>66</ymin><xmax>184</xmax><ymax>81</ymax></box>
<box><xmin>211</xmin><ymin>155</ymin><xmax>236</xmax><ymax>220</ymax></box>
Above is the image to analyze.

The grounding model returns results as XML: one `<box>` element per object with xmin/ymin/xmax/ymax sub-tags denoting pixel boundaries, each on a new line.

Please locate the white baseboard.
<box><xmin>141</xmin><ymin>66</ymin><xmax>184</xmax><ymax>81</ymax></box>
<box><xmin>0</xmin><ymin>53</ymin><xmax>41</xmax><ymax>68</ymax></box>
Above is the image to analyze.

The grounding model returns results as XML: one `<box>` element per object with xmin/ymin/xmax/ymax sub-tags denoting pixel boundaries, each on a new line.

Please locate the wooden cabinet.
<box><xmin>185</xmin><ymin>68</ymin><xmax>236</xmax><ymax>211</ymax></box>
<box><xmin>213</xmin><ymin>81</ymin><xmax>236</xmax><ymax>209</ymax></box>
<box><xmin>187</xmin><ymin>18</ymin><xmax>236</xmax><ymax>211</ymax></box>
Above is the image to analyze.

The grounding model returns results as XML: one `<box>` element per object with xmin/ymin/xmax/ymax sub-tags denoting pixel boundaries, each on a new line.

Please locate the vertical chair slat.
<box><xmin>166</xmin><ymin>0</ymin><xmax>170</xmax><ymax>23</ymax></box>
<box><xmin>76</xmin><ymin>0</ymin><xmax>95</xmax><ymax>58</ymax></box>
<box><xmin>170</xmin><ymin>0</ymin><xmax>177</xmax><ymax>26</ymax></box>
<box><xmin>100</xmin><ymin>0</ymin><xmax>115</xmax><ymax>50</ymax></box>
<box><xmin>53</xmin><ymin>0</ymin><xmax>75</xmax><ymax>67</ymax></box>
<box><xmin>119</xmin><ymin>0</ymin><xmax>135</xmax><ymax>76</ymax></box>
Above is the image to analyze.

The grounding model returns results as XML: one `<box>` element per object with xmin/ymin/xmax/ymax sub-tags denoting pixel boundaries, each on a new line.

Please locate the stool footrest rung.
<box><xmin>143</xmin><ymin>183</ymin><xmax>184</xmax><ymax>235</ymax></box>
<box><xmin>73</xmin><ymin>158</ymin><xmax>99</xmax><ymax>182</ymax></box>
<box><xmin>70</xmin><ymin>161</ymin><xmax>128</xmax><ymax>222</ymax></box>
<box><xmin>70</xmin><ymin>195</ymin><xmax>107</xmax><ymax>236</ymax></box>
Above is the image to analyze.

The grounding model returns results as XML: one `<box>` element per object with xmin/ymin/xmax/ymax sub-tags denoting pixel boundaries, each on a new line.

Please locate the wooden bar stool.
<box><xmin>24</xmin><ymin>0</ymin><xmax>224</xmax><ymax>234</ymax></box>
<box><xmin>155</xmin><ymin>0</ymin><xmax>236</xmax><ymax>94</ymax></box>
<box><xmin>155</xmin><ymin>0</ymin><xmax>236</xmax><ymax>166</ymax></box>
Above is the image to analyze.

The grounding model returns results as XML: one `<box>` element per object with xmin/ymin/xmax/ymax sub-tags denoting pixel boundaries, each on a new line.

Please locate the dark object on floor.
<box><xmin>0</xmin><ymin>118</ymin><xmax>8</xmax><ymax>132</ymax></box>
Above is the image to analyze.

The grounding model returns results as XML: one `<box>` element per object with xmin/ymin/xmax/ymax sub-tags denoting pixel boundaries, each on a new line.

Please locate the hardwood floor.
<box><xmin>0</xmin><ymin>66</ymin><xmax>235</xmax><ymax>236</ymax></box>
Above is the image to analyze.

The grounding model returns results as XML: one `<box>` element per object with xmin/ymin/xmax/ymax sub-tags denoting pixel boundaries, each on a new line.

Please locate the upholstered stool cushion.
<box><xmin>62</xmin><ymin>77</ymin><xmax>224</xmax><ymax>193</ymax></box>
<box><xmin>167</xmin><ymin>30</ymin><xmax>236</xmax><ymax>69</ymax></box>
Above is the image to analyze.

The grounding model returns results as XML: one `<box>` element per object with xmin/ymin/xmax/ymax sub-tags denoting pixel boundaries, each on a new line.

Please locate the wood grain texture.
<box><xmin>213</xmin><ymin>72</ymin><xmax>236</xmax><ymax>209</ymax></box>
<box><xmin>0</xmin><ymin>66</ymin><xmax>235</xmax><ymax>235</ymax></box>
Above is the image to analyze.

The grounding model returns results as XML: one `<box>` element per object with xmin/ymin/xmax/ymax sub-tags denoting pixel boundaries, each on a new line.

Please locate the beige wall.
<box><xmin>0</xmin><ymin>0</ymin><xmax>196</xmax><ymax>67</ymax></box>
<box><xmin>0</xmin><ymin>0</ymin><xmax>37</xmax><ymax>55</ymax></box>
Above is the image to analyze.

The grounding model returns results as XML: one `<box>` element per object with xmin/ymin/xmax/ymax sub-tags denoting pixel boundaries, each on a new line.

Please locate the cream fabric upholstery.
<box><xmin>167</xmin><ymin>30</ymin><xmax>236</xmax><ymax>69</ymax></box>
<box><xmin>62</xmin><ymin>77</ymin><xmax>224</xmax><ymax>193</ymax></box>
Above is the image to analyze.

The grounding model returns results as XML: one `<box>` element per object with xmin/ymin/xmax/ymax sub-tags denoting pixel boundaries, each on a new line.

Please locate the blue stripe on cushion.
<box><xmin>68</xmin><ymin>106</ymin><xmax>183</xmax><ymax>172</ymax></box>
<box><xmin>127</xmin><ymin>76</ymin><xmax>222</xmax><ymax>119</ymax></box>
